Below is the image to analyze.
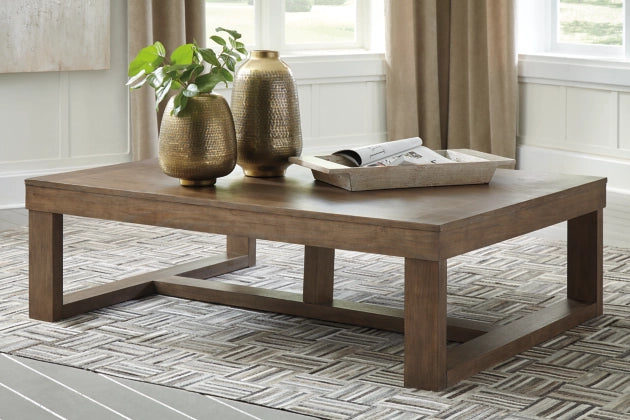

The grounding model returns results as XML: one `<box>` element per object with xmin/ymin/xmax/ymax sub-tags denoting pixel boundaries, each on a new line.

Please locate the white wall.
<box><xmin>518</xmin><ymin>55</ymin><xmax>630</xmax><ymax>195</ymax></box>
<box><xmin>0</xmin><ymin>0</ymin><xmax>130</xmax><ymax>209</ymax></box>
<box><xmin>0</xmin><ymin>3</ymin><xmax>386</xmax><ymax>209</ymax></box>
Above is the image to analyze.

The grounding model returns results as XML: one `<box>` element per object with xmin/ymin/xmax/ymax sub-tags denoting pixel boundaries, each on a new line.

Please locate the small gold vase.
<box><xmin>231</xmin><ymin>50</ymin><xmax>302</xmax><ymax>177</ymax></box>
<box><xmin>159</xmin><ymin>93</ymin><xmax>237</xmax><ymax>186</ymax></box>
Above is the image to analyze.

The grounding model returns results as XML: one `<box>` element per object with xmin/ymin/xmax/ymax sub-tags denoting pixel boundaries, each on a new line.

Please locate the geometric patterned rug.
<box><xmin>1</xmin><ymin>217</ymin><xmax>628</xmax><ymax>419</ymax></box>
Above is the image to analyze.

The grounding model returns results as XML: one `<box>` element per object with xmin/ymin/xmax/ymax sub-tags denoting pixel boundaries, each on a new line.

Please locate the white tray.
<box><xmin>289</xmin><ymin>149</ymin><xmax>515</xmax><ymax>191</ymax></box>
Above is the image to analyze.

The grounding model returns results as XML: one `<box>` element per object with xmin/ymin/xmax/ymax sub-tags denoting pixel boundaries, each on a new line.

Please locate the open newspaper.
<box><xmin>332</xmin><ymin>137</ymin><xmax>452</xmax><ymax>167</ymax></box>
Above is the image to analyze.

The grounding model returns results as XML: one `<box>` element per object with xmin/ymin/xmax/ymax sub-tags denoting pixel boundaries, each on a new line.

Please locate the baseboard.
<box><xmin>1</xmin><ymin>168</ymin><xmax>89</xmax><ymax>209</ymax></box>
<box><xmin>517</xmin><ymin>144</ymin><xmax>630</xmax><ymax>195</ymax></box>
<box><xmin>1</xmin><ymin>156</ymin><xmax>132</xmax><ymax>209</ymax></box>
<box><xmin>0</xmin><ymin>172</ymin><xmax>30</xmax><ymax>209</ymax></box>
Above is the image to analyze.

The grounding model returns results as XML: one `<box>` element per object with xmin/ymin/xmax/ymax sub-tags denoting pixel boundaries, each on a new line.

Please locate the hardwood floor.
<box><xmin>0</xmin><ymin>354</ymin><xmax>311</xmax><ymax>420</ymax></box>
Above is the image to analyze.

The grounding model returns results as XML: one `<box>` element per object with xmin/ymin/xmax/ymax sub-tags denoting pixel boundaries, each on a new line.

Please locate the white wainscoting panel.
<box><xmin>518</xmin><ymin>144</ymin><xmax>630</xmax><ymax>195</ymax></box>
<box><xmin>566</xmin><ymin>87</ymin><xmax>616</xmax><ymax>149</ymax></box>
<box><xmin>618</xmin><ymin>92</ymin><xmax>630</xmax><ymax>151</ymax></box>
<box><xmin>297</xmin><ymin>85</ymin><xmax>313</xmax><ymax>140</ymax></box>
<box><xmin>518</xmin><ymin>83</ymin><xmax>566</xmax><ymax>142</ymax></box>
<box><xmin>519</xmin><ymin>82</ymin><xmax>630</xmax><ymax>161</ymax></box>
<box><xmin>320</xmin><ymin>83</ymin><xmax>372</xmax><ymax>136</ymax></box>
<box><xmin>1</xmin><ymin>72</ymin><xmax>62</xmax><ymax>161</ymax></box>
<box><xmin>519</xmin><ymin>57</ymin><xmax>630</xmax><ymax>195</ymax></box>
<box><xmin>68</xmin><ymin>70</ymin><xmax>130</xmax><ymax>157</ymax></box>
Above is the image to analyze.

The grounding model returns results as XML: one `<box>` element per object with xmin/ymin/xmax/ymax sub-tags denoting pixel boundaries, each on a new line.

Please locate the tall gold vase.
<box><xmin>159</xmin><ymin>93</ymin><xmax>237</xmax><ymax>186</ymax></box>
<box><xmin>231</xmin><ymin>50</ymin><xmax>302</xmax><ymax>177</ymax></box>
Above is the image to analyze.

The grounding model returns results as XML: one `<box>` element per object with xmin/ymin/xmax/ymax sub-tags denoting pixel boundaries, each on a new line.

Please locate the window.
<box><xmin>518</xmin><ymin>0</ymin><xmax>630</xmax><ymax>58</ymax></box>
<box><xmin>205</xmin><ymin>1</ymin><xmax>255</xmax><ymax>48</ymax></box>
<box><xmin>204</xmin><ymin>0</ymin><xmax>384</xmax><ymax>54</ymax></box>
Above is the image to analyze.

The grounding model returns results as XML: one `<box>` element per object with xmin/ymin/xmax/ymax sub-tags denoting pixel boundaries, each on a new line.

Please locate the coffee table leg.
<box><xmin>227</xmin><ymin>235</ymin><xmax>256</xmax><ymax>267</ymax></box>
<box><xmin>303</xmin><ymin>246</ymin><xmax>335</xmax><ymax>305</ymax></box>
<box><xmin>29</xmin><ymin>210</ymin><xmax>63</xmax><ymax>321</ymax></box>
<box><xmin>567</xmin><ymin>209</ymin><xmax>603</xmax><ymax>314</ymax></box>
<box><xmin>404</xmin><ymin>258</ymin><xmax>447</xmax><ymax>390</ymax></box>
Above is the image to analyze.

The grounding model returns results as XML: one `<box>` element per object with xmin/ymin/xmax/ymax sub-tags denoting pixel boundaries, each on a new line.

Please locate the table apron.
<box><xmin>26</xmin><ymin>186</ymin><xmax>442</xmax><ymax>259</ymax></box>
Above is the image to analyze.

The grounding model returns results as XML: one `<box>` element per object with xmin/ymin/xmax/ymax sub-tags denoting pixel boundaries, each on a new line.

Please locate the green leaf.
<box><xmin>234</xmin><ymin>41</ymin><xmax>247</xmax><ymax>57</ymax></box>
<box><xmin>180</xmin><ymin>64</ymin><xmax>204</xmax><ymax>83</ymax></box>
<box><xmin>197</xmin><ymin>48</ymin><xmax>221</xmax><ymax>67</ymax></box>
<box><xmin>221</xmin><ymin>54</ymin><xmax>236</xmax><ymax>72</ymax></box>
<box><xmin>127</xmin><ymin>42</ymin><xmax>165</xmax><ymax>77</ymax></box>
<box><xmin>126</xmin><ymin>69</ymin><xmax>146</xmax><ymax>87</ymax></box>
<box><xmin>219</xmin><ymin>67</ymin><xmax>233</xmax><ymax>82</ymax></box>
<box><xmin>128</xmin><ymin>77</ymin><xmax>148</xmax><ymax>90</ymax></box>
<box><xmin>216</xmin><ymin>27</ymin><xmax>242</xmax><ymax>40</ymax></box>
<box><xmin>170</xmin><ymin>43</ymin><xmax>194</xmax><ymax>65</ymax></box>
<box><xmin>155</xmin><ymin>78</ymin><xmax>173</xmax><ymax>107</ymax></box>
<box><xmin>183</xmin><ymin>84</ymin><xmax>200</xmax><ymax>97</ymax></box>
<box><xmin>172</xmin><ymin>92</ymin><xmax>189</xmax><ymax>116</ymax></box>
<box><xmin>225</xmin><ymin>49</ymin><xmax>242</xmax><ymax>60</ymax></box>
<box><xmin>195</xmin><ymin>72</ymin><xmax>223</xmax><ymax>93</ymax></box>
<box><xmin>163</xmin><ymin>64</ymin><xmax>193</xmax><ymax>76</ymax></box>
<box><xmin>210</xmin><ymin>35</ymin><xmax>226</xmax><ymax>47</ymax></box>
<box><xmin>146</xmin><ymin>67</ymin><xmax>166</xmax><ymax>89</ymax></box>
<box><xmin>171</xmin><ymin>80</ymin><xmax>182</xmax><ymax>91</ymax></box>
<box><xmin>154</xmin><ymin>41</ymin><xmax>166</xmax><ymax>57</ymax></box>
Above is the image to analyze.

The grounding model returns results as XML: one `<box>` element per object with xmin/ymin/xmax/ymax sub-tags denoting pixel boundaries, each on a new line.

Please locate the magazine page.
<box><xmin>332</xmin><ymin>137</ymin><xmax>423</xmax><ymax>167</ymax></box>
<box><xmin>332</xmin><ymin>137</ymin><xmax>452</xmax><ymax>167</ymax></box>
<box><xmin>372</xmin><ymin>145</ymin><xmax>453</xmax><ymax>167</ymax></box>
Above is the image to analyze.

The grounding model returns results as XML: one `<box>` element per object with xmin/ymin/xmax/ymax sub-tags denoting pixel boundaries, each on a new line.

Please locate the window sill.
<box><xmin>280</xmin><ymin>49</ymin><xmax>384</xmax><ymax>58</ymax></box>
<box><xmin>280</xmin><ymin>50</ymin><xmax>386</xmax><ymax>81</ymax></box>
<box><xmin>519</xmin><ymin>53</ymin><xmax>630</xmax><ymax>88</ymax></box>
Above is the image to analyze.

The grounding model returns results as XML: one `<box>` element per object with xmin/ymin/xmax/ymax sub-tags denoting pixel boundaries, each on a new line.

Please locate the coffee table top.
<box><xmin>26</xmin><ymin>159</ymin><xmax>606</xmax><ymax>232</ymax></box>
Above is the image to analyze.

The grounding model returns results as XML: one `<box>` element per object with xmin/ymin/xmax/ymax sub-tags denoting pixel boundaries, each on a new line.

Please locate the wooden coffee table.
<box><xmin>25</xmin><ymin>159</ymin><xmax>606</xmax><ymax>391</ymax></box>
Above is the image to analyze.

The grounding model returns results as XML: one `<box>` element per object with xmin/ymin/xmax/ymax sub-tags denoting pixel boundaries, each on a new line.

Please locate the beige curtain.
<box><xmin>385</xmin><ymin>0</ymin><xmax>517</xmax><ymax>158</ymax></box>
<box><xmin>127</xmin><ymin>0</ymin><xmax>206</xmax><ymax>161</ymax></box>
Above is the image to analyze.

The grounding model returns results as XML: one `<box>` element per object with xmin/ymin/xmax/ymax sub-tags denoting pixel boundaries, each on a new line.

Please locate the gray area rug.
<box><xmin>0</xmin><ymin>217</ymin><xmax>629</xmax><ymax>419</ymax></box>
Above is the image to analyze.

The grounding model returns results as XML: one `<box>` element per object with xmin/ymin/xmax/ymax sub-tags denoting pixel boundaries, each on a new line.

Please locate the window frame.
<box><xmin>550</xmin><ymin>0</ymin><xmax>626</xmax><ymax>57</ymax></box>
<box><xmin>244</xmin><ymin>0</ymin><xmax>382</xmax><ymax>54</ymax></box>
<box><xmin>517</xmin><ymin>0</ymin><xmax>630</xmax><ymax>90</ymax></box>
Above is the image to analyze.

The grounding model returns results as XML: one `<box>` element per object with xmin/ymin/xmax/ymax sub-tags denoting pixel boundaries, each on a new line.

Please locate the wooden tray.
<box><xmin>289</xmin><ymin>149</ymin><xmax>515</xmax><ymax>191</ymax></box>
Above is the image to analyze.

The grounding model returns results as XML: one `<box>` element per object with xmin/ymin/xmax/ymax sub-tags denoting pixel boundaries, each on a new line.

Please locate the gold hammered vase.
<box><xmin>231</xmin><ymin>50</ymin><xmax>302</xmax><ymax>177</ymax></box>
<box><xmin>158</xmin><ymin>93</ymin><xmax>237</xmax><ymax>186</ymax></box>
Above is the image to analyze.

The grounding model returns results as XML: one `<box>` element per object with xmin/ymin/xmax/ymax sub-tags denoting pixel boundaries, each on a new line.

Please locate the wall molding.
<box><xmin>517</xmin><ymin>143</ymin><xmax>630</xmax><ymax>195</ymax></box>
<box><xmin>0</xmin><ymin>154</ymin><xmax>131</xmax><ymax>209</ymax></box>
<box><xmin>519</xmin><ymin>54</ymin><xmax>630</xmax><ymax>90</ymax></box>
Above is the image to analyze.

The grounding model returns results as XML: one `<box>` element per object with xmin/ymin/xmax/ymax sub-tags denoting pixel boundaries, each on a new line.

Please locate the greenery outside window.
<box><xmin>519</xmin><ymin>0</ymin><xmax>630</xmax><ymax>58</ymax></box>
<box><xmin>552</xmin><ymin>0</ymin><xmax>625</xmax><ymax>56</ymax></box>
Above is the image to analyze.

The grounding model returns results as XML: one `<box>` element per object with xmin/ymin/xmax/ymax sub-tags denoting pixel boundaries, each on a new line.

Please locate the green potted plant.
<box><xmin>127</xmin><ymin>28</ymin><xmax>248</xmax><ymax>187</ymax></box>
